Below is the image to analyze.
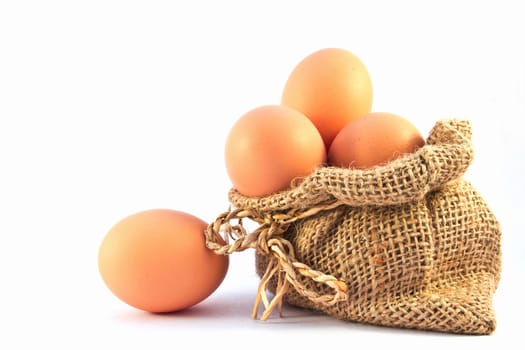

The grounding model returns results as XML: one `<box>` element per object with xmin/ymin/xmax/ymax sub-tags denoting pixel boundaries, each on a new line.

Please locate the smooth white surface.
<box><xmin>1</xmin><ymin>1</ymin><xmax>523</xmax><ymax>348</ymax></box>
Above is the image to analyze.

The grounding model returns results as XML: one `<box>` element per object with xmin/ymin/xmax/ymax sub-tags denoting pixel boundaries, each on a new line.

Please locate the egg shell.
<box><xmin>224</xmin><ymin>104</ymin><xmax>326</xmax><ymax>197</ymax></box>
<box><xmin>281</xmin><ymin>48</ymin><xmax>373</xmax><ymax>149</ymax></box>
<box><xmin>98</xmin><ymin>209</ymin><xmax>229</xmax><ymax>313</ymax></box>
<box><xmin>328</xmin><ymin>112</ymin><xmax>425</xmax><ymax>169</ymax></box>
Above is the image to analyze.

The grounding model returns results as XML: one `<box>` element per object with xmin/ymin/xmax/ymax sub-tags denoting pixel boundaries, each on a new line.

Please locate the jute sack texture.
<box><xmin>206</xmin><ymin>119</ymin><xmax>501</xmax><ymax>335</ymax></box>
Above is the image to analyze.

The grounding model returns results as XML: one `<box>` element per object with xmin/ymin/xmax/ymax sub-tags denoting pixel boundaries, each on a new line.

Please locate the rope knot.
<box><xmin>205</xmin><ymin>204</ymin><xmax>348</xmax><ymax>321</ymax></box>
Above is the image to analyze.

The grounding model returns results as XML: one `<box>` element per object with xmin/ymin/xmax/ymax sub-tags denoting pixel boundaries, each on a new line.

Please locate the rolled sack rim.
<box><xmin>228</xmin><ymin>118</ymin><xmax>474</xmax><ymax>211</ymax></box>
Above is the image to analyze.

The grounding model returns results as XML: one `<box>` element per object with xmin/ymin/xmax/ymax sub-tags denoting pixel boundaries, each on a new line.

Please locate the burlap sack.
<box><xmin>206</xmin><ymin>119</ymin><xmax>501</xmax><ymax>335</ymax></box>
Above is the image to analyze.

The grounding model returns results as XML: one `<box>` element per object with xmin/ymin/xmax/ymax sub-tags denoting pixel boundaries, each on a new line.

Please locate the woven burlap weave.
<box><xmin>206</xmin><ymin>119</ymin><xmax>501</xmax><ymax>335</ymax></box>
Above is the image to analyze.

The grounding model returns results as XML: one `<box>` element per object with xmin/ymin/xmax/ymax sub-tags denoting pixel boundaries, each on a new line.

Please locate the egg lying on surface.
<box><xmin>281</xmin><ymin>47</ymin><xmax>373</xmax><ymax>149</ymax></box>
<box><xmin>328</xmin><ymin>112</ymin><xmax>425</xmax><ymax>169</ymax></box>
<box><xmin>98</xmin><ymin>209</ymin><xmax>229</xmax><ymax>313</ymax></box>
<box><xmin>224</xmin><ymin>104</ymin><xmax>326</xmax><ymax>197</ymax></box>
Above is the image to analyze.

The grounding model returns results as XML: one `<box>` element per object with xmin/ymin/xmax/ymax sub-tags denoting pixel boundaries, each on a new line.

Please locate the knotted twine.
<box><xmin>206</xmin><ymin>200</ymin><xmax>349</xmax><ymax>320</ymax></box>
<box><xmin>205</xmin><ymin>119</ymin><xmax>501</xmax><ymax>334</ymax></box>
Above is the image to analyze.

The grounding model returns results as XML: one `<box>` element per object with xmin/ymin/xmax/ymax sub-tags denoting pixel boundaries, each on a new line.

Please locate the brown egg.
<box><xmin>281</xmin><ymin>48</ymin><xmax>373</xmax><ymax>149</ymax></box>
<box><xmin>224</xmin><ymin>105</ymin><xmax>326</xmax><ymax>197</ymax></box>
<box><xmin>98</xmin><ymin>209</ymin><xmax>229</xmax><ymax>313</ymax></box>
<box><xmin>328</xmin><ymin>112</ymin><xmax>425</xmax><ymax>169</ymax></box>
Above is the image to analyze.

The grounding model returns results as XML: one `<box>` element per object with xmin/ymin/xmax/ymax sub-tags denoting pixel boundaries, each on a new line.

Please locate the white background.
<box><xmin>1</xmin><ymin>1</ymin><xmax>523</xmax><ymax>348</ymax></box>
